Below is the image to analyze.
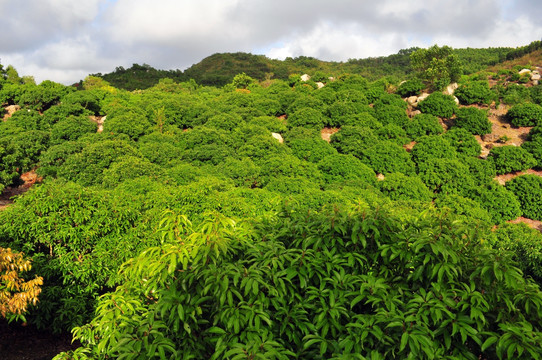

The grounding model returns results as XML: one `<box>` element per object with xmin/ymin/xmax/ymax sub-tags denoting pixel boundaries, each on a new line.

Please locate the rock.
<box><xmin>410</xmin><ymin>110</ymin><xmax>422</xmax><ymax>117</ymax></box>
<box><xmin>519</xmin><ymin>68</ymin><xmax>532</xmax><ymax>75</ymax></box>
<box><xmin>328</xmin><ymin>77</ymin><xmax>335</xmax><ymax>81</ymax></box>
<box><xmin>485</xmin><ymin>143</ymin><xmax>494</xmax><ymax>150</ymax></box>
<box><xmin>482</xmin><ymin>133</ymin><xmax>500</xmax><ymax>142</ymax></box>
<box><xmin>443</xmin><ymin>82</ymin><xmax>458</xmax><ymax>95</ymax></box>
<box><xmin>453</xmin><ymin>96</ymin><xmax>460</xmax><ymax>105</ymax></box>
<box><xmin>300</xmin><ymin>74</ymin><xmax>311</xmax><ymax>82</ymax></box>
<box><xmin>417</xmin><ymin>93</ymin><xmax>430</xmax><ymax>102</ymax></box>
<box><xmin>532</xmin><ymin>73</ymin><xmax>541</xmax><ymax>81</ymax></box>
<box><xmin>3</xmin><ymin>105</ymin><xmax>21</xmax><ymax>120</ymax></box>
<box><xmin>271</xmin><ymin>132</ymin><xmax>284</xmax><ymax>143</ymax></box>
<box><xmin>316</xmin><ymin>82</ymin><xmax>325</xmax><ymax>89</ymax></box>
<box><xmin>535</xmin><ymin>80</ymin><xmax>540</xmax><ymax>86</ymax></box>
<box><xmin>376</xmin><ymin>173</ymin><xmax>385</xmax><ymax>181</ymax></box>
<box><xmin>407</xmin><ymin>96</ymin><xmax>418</xmax><ymax>106</ymax></box>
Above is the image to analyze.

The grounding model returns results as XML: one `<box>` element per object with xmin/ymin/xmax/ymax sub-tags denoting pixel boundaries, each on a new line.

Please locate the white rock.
<box><xmin>316</xmin><ymin>82</ymin><xmax>325</xmax><ymax>89</ymax></box>
<box><xmin>417</xmin><ymin>93</ymin><xmax>430</xmax><ymax>102</ymax></box>
<box><xmin>453</xmin><ymin>96</ymin><xmax>460</xmax><ymax>105</ymax></box>
<box><xmin>300</xmin><ymin>74</ymin><xmax>311</xmax><ymax>82</ymax></box>
<box><xmin>407</xmin><ymin>96</ymin><xmax>418</xmax><ymax>106</ymax></box>
<box><xmin>271</xmin><ymin>132</ymin><xmax>284</xmax><ymax>143</ymax></box>
<box><xmin>532</xmin><ymin>73</ymin><xmax>541</xmax><ymax>81</ymax></box>
<box><xmin>519</xmin><ymin>68</ymin><xmax>532</xmax><ymax>75</ymax></box>
<box><xmin>443</xmin><ymin>82</ymin><xmax>458</xmax><ymax>95</ymax></box>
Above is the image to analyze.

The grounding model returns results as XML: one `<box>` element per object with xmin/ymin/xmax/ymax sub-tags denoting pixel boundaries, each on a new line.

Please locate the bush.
<box><xmin>492</xmin><ymin>223</ymin><xmax>542</xmax><ymax>282</ymax></box>
<box><xmin>289</xmin><ymin>137</ymin><xmax>337</xmax><ymax>163</ymax></box>
<box><xmin>50</xmin><ymin>115</ymin><xmax>97</xmax><ymax>144</ymax></box>
<box><xmin>103</xmin><ymin>111</ymin><xmax>152</xmax><ymax>140</ymax></box>
<box><xmin>376</xmin><ymin>124</ymin><xmax>410</xmax><ymax>145</ymax></box>
<box><xmin>405</xmin><ymin>113</ymin><xmax>443</xmax><ymax>140</ymax></box>
<box><xmin>468</xmin><ymin>181</ymin><xmax>522</xmax><ymax>224</ymax></box>
<box><xmin>507</xmin><ymin>103</ymin><xmax>542</xmax><ymax>127</ymax></box>
<box><xmin>454</xmin><ymin>107</ymin><xmax>492</xmax><ymax>135</ymax></box>
<box><xmin>102</xmin><ymin>156</ymin><xmax>167</xmax><ymax>188</ymax></box>
<box><xmin>287</xmin><ymin>107</ymin><xmax>325</xmax><ymax>129</ymax></box>
<box><xmin>330</xmin><ymin>126</ymin><xmax>379</xmax><ymax>156</ymax></box>
<box><xmin>522</xmin><ymin>138</ymin><xmax>542</xmax><ymax>168</ymax></box>
<box><xmin>489</xmin><ymin>145</ymin><xmax>537</xmax><ymax>174</ymax></box>
<box><xmin>317</xmin><ymin>153</ymin><xmax>376</xmax><ymax>184</ymax></box>
<box><xmin>360</xmin><ymin>141</ymin><xmax>416</xmax><ymax>175</ymax></box>
<box><xmin>435</xmin><ymin>194</ymin><xmax>492</xmax><ymax>225</ymax></box>
<box><xmin>378</xmin><ymin>173</ymin><xmax>432</xmax><ymax>201</ymax></box>
<box><xmin>418</xmin><ymin>158</ymin><xmax>474</xmax><ymax>195</ymax></box>
<box><xmin>396</xmin><ymin>78</ymin><xmax>425</xmax><ymax>97</ymax></box>
<box><xmin>454</xmin><ymin>80</ymin><xmax>494</xmax><ymax>105</ymax></box>
<box><xmin>506</xmin><ymin>174</ymin><xmax>542</xmax><ymax>220</ymax></box>
<box><xmin>373</xmin><ymin>105</ymin><xmax>409</xmax><ymax>127</ymax></box>
<box><xmin>442</xmin><ymin>128</ymin><xmax>481</xmax><ymax>157</ymax></box>
<box><xmin>61</xmin><ymin>206</ymin><xmax>542</xmax><ymax>359</ymax></box>
<box><xmin>411</xmin><ymin>135</ymin><xmax>457</xmax><ymax>164</ymax></box>
<box><xmin>417</xmin><ymin>92</ymin><xmax>457</xmax><ymax>118</ymax></box>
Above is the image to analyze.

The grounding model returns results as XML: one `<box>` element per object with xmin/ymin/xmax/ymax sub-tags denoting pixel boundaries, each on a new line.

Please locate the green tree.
<box><xmin>410</xmin><ymin>45</ymin><xmax>462</xmax><ymax>90</ymax></box>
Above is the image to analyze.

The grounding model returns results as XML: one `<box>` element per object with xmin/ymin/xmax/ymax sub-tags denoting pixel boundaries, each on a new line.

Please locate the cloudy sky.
<box><xmin>0</xmin><ymin>0</ymin><xmax>541</xmax><ymax>84</ymax></box>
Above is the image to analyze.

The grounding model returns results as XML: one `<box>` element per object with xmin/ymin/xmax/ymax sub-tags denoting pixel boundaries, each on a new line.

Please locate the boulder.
<box><xmin>417</xmin><ymin>93</ymin><xmax>430</xmax><ymax>102</ymax></box>
<box><xmin>443</xmin><ymin>82</ymin><xmax>458</xmax><ymax>95</ymax></box>
<box><xmin>519</xmin><ymin>68</ymin><xmax>532</xmax><ymax>75</ymax></box>
<box><xmin>410</xmin><ymin>110</ymin><xmax>422</xmax><ymax>117</ymax></box>
<box><xmin>316</xmin><ymin>82</ymin><xmax>325</xmax><ymax>89</ymax></box>
<box><xmin>407</xmin><ymin>96</ymin><xmax>418</xmax><ymax>106</ymax></box>
<box><xmin>300</xmin><ymin>74</ymin><xmax>311</xmax><ymax>82</ymax></box>
<box><xmin>532</xmin><ymin>73</ymin><xmax>541</xmax><ymax>81</ymax></box>
<box><xmin>453</xmin><ymin>96</ymin><xmax>460</xmax><ymax>105</ymax></box>
<box><xmin>271</xmin><ymin>132</ymin><xmax>284</xmax><ymax>143</ymax></box>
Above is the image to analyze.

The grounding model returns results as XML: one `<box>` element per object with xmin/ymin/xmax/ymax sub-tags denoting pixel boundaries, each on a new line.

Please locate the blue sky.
<box><xmin>0</xmin><ymin>0</ymin><xmax>540</xmax><ymax>84</ymax></box>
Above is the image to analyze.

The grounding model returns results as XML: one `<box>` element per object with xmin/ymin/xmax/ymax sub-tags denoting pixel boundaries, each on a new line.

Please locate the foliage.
<box><xmin>289</xmin><ymin>137</ymin><xmax>337</xmax><ymax>163</ymax></box>
<box><xmin>59</xmin><ymin>206</ymin><xmax>542</xmax><ymax>360</ymax></box>
<box><xmin>418</xmin><ymin>158</ymin><xmax>473</xmax><ymax>195</ymax></box>
<box><xmin>375</xmin><ymin>124</ymin><xmax>410</xmax><ymax>145</ymax></box>
<box><xmin>330</xmin><ymin>126</ymin><xmax>379</xmax><ymax>157</ymax></box>
<box><xmin>454</xmin><ymin>107</ymin><xmax>492</xmax><ymax>135</ymax></box>
<box><xmin>410</xmin><ymin>45</ymin><xmax>462</xmax><ymax>90</ymax></box>
<box><xmin>506</xmin><ymin>174</ymin><xmax>542</xmax><ymax>220</ymax></box>
<box><xmin>411</xmin><ymin>135</ymin><xmax>457</xmax><ymax>165</ymax></box>
<box><xmin>417</xmin><ymin>92</ymin><xmax>458</xmax><ymax>118</ymax></box>
<box><xmin>442</xmin><ymin>128</ymin><xmax>482</xmax><ymax>157</ymax></box>
<box><xmin>378</xmin><ymin>173</ymin><xmax>432</xmax><ymax>201</ymax></box>
<box><xmin>360</xmin><ymin>141</ymin><xmax>416</xmax><ymax>175</ymax></box>
<box><xmin>468</xmin><ymin>181</ymin><xmax>522</xmax><ymax>224</ymax></box>
<box><xmin>434</xmin><ymin>194</ymin><xmax>492</xmax><ymax>226</ymax></box>
<box><xmin>492</xmin><ymin>223</ymin><xmax>542</xmax><ymax>282</ymax></box>
<box><xmin>396</xmin><ymin>78</ymin><xmax>425</xmax><ymax>97</ymax></box>
<box><xmin>287</xmin><ymin>107</ymin><xmax>326</xmax><ymax>130</ymax></box>
<box><xmin>0</xmin><ymin>247</ymin><xmax>43</xmax><ymax>321</ymax></box>
<box><xmin>231</xmin><ymin>73</ymin><xmax>256</xmax><ymax>89</ymax></box>
<box><xmin>507</xmin><ymin>103</ymin><xmax>542</xmax><ymax>127</ymax></box>
<box><xmin>488</xmin><ymin>145</ymin><xmax>537</xmax><ymax>175</ymax></box>
<box><xmin>454</xmin><ymin>80</ymin><xmax>494</xmax><ymax>105</ymax></box>
<box><xmin>373</xmin><ymin>105</ymin><xmax>409</xmax><ymax>128</ymax></box>
<box><xmin>317</xmin><ymin>153</ymin><xmax>376</xmax><ymax>184</ymax></box>
<box><xmin>405</xmin><ymin>113</ymin><xmax>443</xmax><ymax>140</ymax></box>
<box><xmin>50</xmin><ymin>116</ymin><xmax>97</xmax><ymax>144</ymax></box>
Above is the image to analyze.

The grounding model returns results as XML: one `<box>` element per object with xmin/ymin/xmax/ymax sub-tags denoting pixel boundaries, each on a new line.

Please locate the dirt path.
<box><xmin>0</xmin><ymin>171</ymin><xmax>40</xmax><ymax>211</ymax></box>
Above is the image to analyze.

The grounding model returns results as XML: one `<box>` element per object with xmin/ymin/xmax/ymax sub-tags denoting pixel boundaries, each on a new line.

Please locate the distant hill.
<box><xmin>87</xmin><ymin>43</ymin><xmax>542</xmax><ymax>91</ymax></box>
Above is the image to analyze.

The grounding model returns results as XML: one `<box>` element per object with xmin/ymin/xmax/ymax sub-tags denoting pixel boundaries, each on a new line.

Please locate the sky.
<box><xmin>0</xmin><ymin>0</ymin><xmax>541</xmax><ymax>84</ymax></box>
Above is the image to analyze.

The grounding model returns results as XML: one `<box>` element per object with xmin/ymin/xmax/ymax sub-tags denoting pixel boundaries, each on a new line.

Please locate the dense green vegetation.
<box><xmin>1</xmin><ymin>41</ymin><xmax>542</xmax><ymax>359</ymax></box>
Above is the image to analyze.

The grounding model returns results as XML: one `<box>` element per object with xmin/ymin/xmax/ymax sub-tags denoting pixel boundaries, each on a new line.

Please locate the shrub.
<box><xmin>330</xmin><ymin>126</ymin><xmax>379</xmax><ymax>156</ymax></box>
<box><xmin>317</xmin><ymin>153</ymin><xmax>376</xmax><ymax>184</ymax></box>
<box><xmin>418</xmin><ymin>158</ymin><xmax>474</xmax><ymax>195</ymax></box>
<box><xmin>522</xmin><ymin>138</ymin><xmax>542</xmax><ymax>168</ymax></box>
<box><xmin>489</xmin><ymin>145</ymin><xmax>537</xmax><ymax>174</ymax></box>
<box><xmin>289</xmin><ymin>137</ymin><xmax>337</xmax><ymax>163</ymax></box>
<box><xmin>454</xmin><ymin>80</ymin><xmax>494</xmax><ymax>105</ymax></box>
<box><xmin>507</xmin><ymin>103</ymin><xmax>542</xmax><ymax>127</ymax></box>
<box><xmin>373</xmin><ymin>105</ymin><xmax>409</xmax><ymax>127</ymax></box>
<box><xmin>60</xmin><ymin>206</ymin><xmax>542</xmax><ymax>359</ymax></box>
<box><xmin>492</xmin><ymin>223</ymin><xmax>542</xmax><ymax>282</ymax></box>
<box><xmin>360</xmin><ymin>141</ymin><xmax>416</xmax><ymax>175</ymax></box>
<box><xmin>411</xmin><ymin>135</ymin><xmax>457</xmax><ymax>164</ymax></box>
<box><xmin>454</xmin><ymin>107</ymin><xmax>492</xmax><ymax>135</ymax></box>
<box><xmin>417</xmin><ymin>92</ymin><xmax>457</xmax><ymax>118</ymax></box>
<box><xmin>462</xmin><ymin>157</ymin><xmax>496</xmax><ymax>185</ymax></box>
<box><xmin>378</xmin><ymin>172</ymin><xmax>432</xmax><ymax>201</ymax></box>
<box><xmin>103</xmin><ymin>111</ymin><xmax>152</xmax><ymax>140</ymax></box>
<box><xmin>396</xmin><ymin>78</ymin><xmax>425</xmax><ymax>97</ymax></box>
<box><xmin>506</xmin><ymin>174</ymin><xmax>542</xmax><ymax>220</ymax></box>
<box><xmin>405</xmin><ymin>113</ymin><xmax>443</xmax><ymax>140</ymax></box>
<box><xmin>468</xmin><ymin>181</ymin><xmax>522</xmax><ymax>224</ymax></box>
<box><xmin>287</xmin><ymin>107</ymin><xmax>325</xmax><ymax>130</ymax></box>
<box><xmin>50</xmin><ymin>115</ymin><xmax>97</xmax><ymax>144</ymax></box>
<box><xmin>376</xmin><ymin>124</ymin><xmax>410</xmax><ymax>145</ymax></box>
<box><xmin>442</xmin><ymin>128</ymin><xmax>481</xmax><ymax>157</ymax></box>
<box><xmin>435</xmin><ymin>194</ymin><xmax>492</xmax><ymax>225</ymax></box>
<box><xmin>102</xmin><ymin>156</ymin><xmax>167</xmax><ymax>188</ymax></box>
<box><xmin>218</xmin><ymin>157</ymin><xmax>262</xmax><ymax>188</ymax></box>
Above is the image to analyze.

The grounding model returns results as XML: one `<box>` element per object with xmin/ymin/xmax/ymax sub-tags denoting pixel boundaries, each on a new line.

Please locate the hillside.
<box><xmin>90</xmin><ymin>45</ymin><xmax>516</xmax><ymax>90</ymax></box>
<box><xmin>2</xmin><ymin>44</ymin><xmax>542</xmax><ymax>359</ymax></box>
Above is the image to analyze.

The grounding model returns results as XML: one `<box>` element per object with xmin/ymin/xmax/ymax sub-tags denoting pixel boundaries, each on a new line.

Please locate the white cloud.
<box><xmin>0</xmin><ymin>0</ymin><xmax>540</xmax><ymax>84</ymax></box>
